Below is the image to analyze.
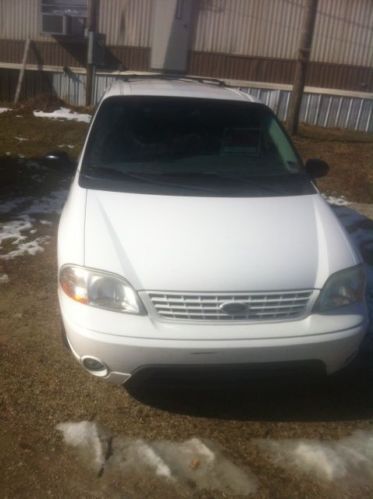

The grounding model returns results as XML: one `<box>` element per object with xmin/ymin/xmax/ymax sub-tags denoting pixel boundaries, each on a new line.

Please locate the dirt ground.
<box><xmin>1</xmin><ymin>105</ymin><xmax>373</xmax><ymax>498</ymax></box>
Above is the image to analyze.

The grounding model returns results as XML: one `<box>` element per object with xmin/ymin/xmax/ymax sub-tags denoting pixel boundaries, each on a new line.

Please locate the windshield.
<box><xmin>80</xmin><ymin>96</ymin><xmax>315</xmax><ymax>197</ymax></box>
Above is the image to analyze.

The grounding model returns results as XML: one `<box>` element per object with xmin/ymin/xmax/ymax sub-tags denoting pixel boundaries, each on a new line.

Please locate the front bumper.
<box><xmin>59</xmin><ymin>292</ymin><xmax>368</xmax><ymax>384</ymax></box>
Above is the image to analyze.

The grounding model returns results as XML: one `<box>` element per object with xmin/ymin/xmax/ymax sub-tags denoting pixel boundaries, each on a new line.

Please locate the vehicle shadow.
<box><xmin>126</xmin><ymin>353</ymin><xmax>373</xmax><ymax>422</ymax></box>
<box><xmin>0</xmin><ymin>154</ymin><xmax>73</xmax><ymax>200</ymax></box>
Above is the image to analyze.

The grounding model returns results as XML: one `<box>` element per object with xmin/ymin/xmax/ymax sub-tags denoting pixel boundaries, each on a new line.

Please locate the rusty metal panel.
<box><xmin>99</xmin><ymin>0</ymin><xmax>153</xmax><ymax>47</ymax></box>
<box><xmin>188</xmin><ymin>51</ymin><xmax>373</xmax><ymax>92</ymax></box>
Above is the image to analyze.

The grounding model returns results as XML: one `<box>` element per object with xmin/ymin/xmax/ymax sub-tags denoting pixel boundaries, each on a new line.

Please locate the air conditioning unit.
<box><xmin>41</xmin><ymin>0</ymin><xmax>87</xmax><ymax>37</ymax></box>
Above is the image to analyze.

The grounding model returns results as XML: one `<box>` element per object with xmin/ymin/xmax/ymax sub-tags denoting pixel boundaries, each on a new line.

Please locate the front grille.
<box><xmin>147</xmin><ymin>290</ymin><xmax>313</xmax><ymax>321</ymax></box>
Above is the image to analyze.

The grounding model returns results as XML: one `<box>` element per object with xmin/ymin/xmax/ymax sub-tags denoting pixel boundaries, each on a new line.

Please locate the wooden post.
<box><xmin>14</xmin><ymin>38</ymin><xmax>31</xmax><ymax>104</ymax></box>
<box><xmin>287</xmin><ymin>0</ymin><xmax>319</xmax><ymax>135</ymax></box>
<box><xmin>86</xmin><ymin>0</ymin><xmax>99</xmax><ymax>106</ymax></box>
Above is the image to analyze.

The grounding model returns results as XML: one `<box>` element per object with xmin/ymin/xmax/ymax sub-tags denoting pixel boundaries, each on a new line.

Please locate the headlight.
<box><xmin>59</xmin><ymin>265</ymin><xmax>145</xmax><ymax>315</ymax></box>
<box><xmin>316</xmin><ymin>265</ymin><xmax>366</xmax><ymax>313</ymax></box>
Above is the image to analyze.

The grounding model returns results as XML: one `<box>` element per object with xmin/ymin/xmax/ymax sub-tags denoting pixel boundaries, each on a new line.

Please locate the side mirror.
<box><xmin>44</xmin><ymin>150</ymin><xmax>76</xmax><ymax>173</ymax></box>
<box><xmin>305</xmin><ymin>158</ymin><xmax>329</xmax><ymax>178</ymax></box>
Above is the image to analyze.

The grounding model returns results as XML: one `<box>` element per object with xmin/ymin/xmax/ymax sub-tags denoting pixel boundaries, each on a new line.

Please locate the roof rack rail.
<box><xmin>116</xmin><ymin>73</ymin><xmax>226</xmax><ymax>87</ymax></box>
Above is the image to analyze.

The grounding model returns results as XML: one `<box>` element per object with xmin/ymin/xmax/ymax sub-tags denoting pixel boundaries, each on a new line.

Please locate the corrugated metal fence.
<box><xmin>93</xmin><ymin>73</ymin><xmax>373</xmax><ymax>132</ymax></box>
<box><xmin>8</xmin><ymin>69</ymin><xmax>373</xmax><ymax>133</ymax></box>
<box><xmin>242</xmin><ymin>87</ymin><xmax>373</xmax><ymax>133</ymax></box>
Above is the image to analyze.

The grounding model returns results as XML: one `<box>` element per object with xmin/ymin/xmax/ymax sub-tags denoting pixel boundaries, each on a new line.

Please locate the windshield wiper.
<box><xmin>82</xmin><ymin>167</ymin><xmax>218</xmax><ymax>193</ymax></box>
<box><xmin>159</xmin><ymin>171</ymin><xmax>282</xmax><ymax>193</ymax></box>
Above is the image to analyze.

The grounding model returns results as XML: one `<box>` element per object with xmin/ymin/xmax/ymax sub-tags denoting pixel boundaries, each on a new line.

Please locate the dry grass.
<box><xmin>294</xmin><ymin>124</ymin><xmax>373</xmax><ymax>203</ymax></box>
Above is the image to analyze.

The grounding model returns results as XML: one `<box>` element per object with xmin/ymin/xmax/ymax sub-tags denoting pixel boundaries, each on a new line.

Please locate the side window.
<box><xmin>264</xmin><ymin>114</ymin><xmax>301</xmax><ymax>172</ymax></box>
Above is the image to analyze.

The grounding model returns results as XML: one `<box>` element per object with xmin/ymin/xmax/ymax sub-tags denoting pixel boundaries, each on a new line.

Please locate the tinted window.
<box><xmin>80</xmin><ymin>96</ymin><xmax>315</xmax><ymax>197</ymax></box>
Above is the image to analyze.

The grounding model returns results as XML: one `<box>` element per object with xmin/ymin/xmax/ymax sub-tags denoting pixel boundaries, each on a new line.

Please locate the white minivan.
<box><xmin>58</xmin><ymin>77</ymin><xmax>368</xmax><ymax>385</ymax></box>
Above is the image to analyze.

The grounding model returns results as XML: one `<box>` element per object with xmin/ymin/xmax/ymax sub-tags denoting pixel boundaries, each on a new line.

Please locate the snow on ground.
<box><xmin>0</xmin><ymin>196</ymin><xmax>34</xmax><ymax>215</ymax></box>
<box><xmin>0</xmin><ymin>215</ymin><xmax>50</xmax><ymax>260</ymax></box>
<box><xmin>26</xmin><ymin>189</ymin><xmax>67</xmax><ymax>215</ymax></box>
<box><xmin>0</xmin><ymin>107</ymin><xmax>10</xmax><ymax>114</ymax></box>
<box><xmin>1</xmin><ymin>236</ymin><xmax>50</xmax><ymax>260</ymax></box>
<box><xmin>256</xmin><ymin>430</ymin><xmax>373</xmax><ymax>486</ymax></box>
<box><xmin>0</xmin><ymin>273</ymin><xmax>9</xmax><ymax>283</ymax></box>
<box><xmin>33</xmin><ymin>107</ymin><xmax>91</xmax><ymax>123</ymax></box>
<box><xmin>324</xmin><ymin>194</ymin><xmax>350</xmax><ymax>206</ymax></box>
<box><xmin>56</xmin><ymin>421</ymin><xmax>111</xmax><ymax>471</ymax></box>
<box><xmin>57</xmin><ymin>422</ymin><xmax>373</xmax><ymax>494</ymax></box>
<box><xmin>0</xmin><ymin>189</ymin><xmax>67</xmax><ymax>260</ymax></box>
<box><xmin>57</xmin><ymin>421</ymin><xmax>257</xmax><ymax>496</ymax></box>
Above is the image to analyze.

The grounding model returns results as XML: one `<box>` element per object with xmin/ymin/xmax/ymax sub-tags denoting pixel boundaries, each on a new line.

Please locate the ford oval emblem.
<box><xmin>220</xmin><ymin>301</ymin><xmax>249</xmax><ymax>315</ymax></box>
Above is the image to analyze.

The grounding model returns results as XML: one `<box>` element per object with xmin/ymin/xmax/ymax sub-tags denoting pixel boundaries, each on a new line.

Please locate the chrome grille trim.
<box><xmin>146</xmin><ymin>290</ymin><xmax>314</xmax><ymax>322</ymax></box>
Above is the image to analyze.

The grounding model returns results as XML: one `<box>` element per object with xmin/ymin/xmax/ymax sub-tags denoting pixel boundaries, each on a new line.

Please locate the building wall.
<box><xmin>99</xmin><ymin>0</ymin><xmax>153</xmax><ymax>47</ymax></box>
<box><xmin>0</xmin><ymin>0</ymin><xmax>42</xmax><ymax>41</ymax></box>
<box><xmin>192</xmin><ymin>0</ymin><xmax>373</xmax><ymax>67</ymax></box>
<box><xmin>0</xmin><ymin>0</ymin><xmax>372</xmax><ymax>92</ymax></box>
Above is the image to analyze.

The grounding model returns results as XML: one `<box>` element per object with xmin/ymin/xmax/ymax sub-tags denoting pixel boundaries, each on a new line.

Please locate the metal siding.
<box><xmin>192</xmin><ymin>0</ymin><xmax>373</xmax><ymax>67</ymax></box>
<box><xmin>99</xmin><ymin>0</ymin><xmax>153</xmax><ymax>47</ymax></box>
<box><xmin>0</xmin><ymin>0</ymin><xmax>52</xmax><ymax>41</ymax></box>
<box><xmin>192</xmin><ymin>0</ymin><xmax>303</xmax><ymax>59</ymax></box>
<box><xmin>0</xmin><ymin>0</ymin><xmax>372</xmax><ymax>66</ymax></box>
<box><xmin>0</xmin><ymin>65</ymin><xmax>371</xmax><ymax>131</ymax></box>
<box><xmin>239</xmin><ymin>85</ymin><xmax>373</xmax><ymax>132</ymax></box>
<box><xmin>52</xmin><ymin>71</ymin><xmax>86</xmax><ymax>105</ymax></box>
<box><xmin>0</xmin><ymin>0</ymin><xmax>371</xmax><ymax>90</ymax></box>
<box><xmin>312</xmin><ymin>0</ymin><xmax>373</xmax><ymax>66</ymax></box>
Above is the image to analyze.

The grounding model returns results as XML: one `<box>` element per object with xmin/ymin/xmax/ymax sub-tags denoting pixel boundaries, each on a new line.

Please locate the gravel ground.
<box><xmin>0</xmin><ymin>108</ymin><xmax>373</xmax><ymax>498</ymax></box>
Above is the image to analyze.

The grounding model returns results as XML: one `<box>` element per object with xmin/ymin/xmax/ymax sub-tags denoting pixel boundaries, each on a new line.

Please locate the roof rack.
<box><xmin>116</xmin><ymin>73</ymin><xmax>226</xmax><ymax>87</ymax></box>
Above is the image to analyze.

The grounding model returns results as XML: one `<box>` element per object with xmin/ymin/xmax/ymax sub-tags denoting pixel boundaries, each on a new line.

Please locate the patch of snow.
<box><xmin>33</xmin><ymin>107</ymin><xmax>91</xmax><ymax>123</ymax></box>
<box><xmin>256</xmin><ymin>430</ymin><xmax>373</xmax><ymax>485</ymax></box>
<box><xmin>57</xmin><ymin>421</ymin><xmax>257</xmax><ymax>496</ymax></box>
<box><xmin>0</xmin><ymin>274</ymin><xmax>9</xmax><ymax>283</ymax></box>
<box><xmin>1</xmin><ymin>237</ymin><xmax>49</xmax><ymax>260</ymax></box>
<box><xmin>58</xmin><ymin>144</ymin><xmax>75</xmax><ymax>149</ymax></box>
<box><xmin>135</xmin><ymin>440</ymin><xmax>173</xmax><ymax>478</ymax></box>
<box><xmin>0</xmin><ymin>107</ymin><xmax>10</xmax><ymax>114</ymax></box>
<box><xmin>0</xmin><ymin>190</ymin><xmax>67</xmax><ymax>259</ymax></box>
<box><xmin>31</xmin><ymin>175</ymin><xmax>44</xmax><ymax>183</ymax></box>
<box><xmin>15</xmin><ymin>136</ymin><xmax>28</xmax><ymax>142</ymax></box>
<box><xmin>56</xmin><ymin>421</ymin><xmax>111</xmax><ymax>473</ymax></box>
<box><xmin>324</xmin><ymin>194</ymin><xmax>350</xmax><ymax>206</ymax></box>
<box><xmin>0</xmin><ymin>196</ymin><xmax>33</xmax><ymax>214</ymax></box>
<box><xmin>25</xmin><ymin>159</ymin><xmax>47</xmax><ymax>170</ymax></box>
<box><xmin>26</xmin><ymin>189</ymin><xmax>67</xmax><ymax>215</ymax></box>
<box><xmin>0</xmin><ymin>217</ymin><xmax>33</xmax><ymax>245</ymax></box>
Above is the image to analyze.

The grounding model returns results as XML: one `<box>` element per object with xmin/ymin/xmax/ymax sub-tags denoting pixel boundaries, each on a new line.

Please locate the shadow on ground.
<box><xmin>126</xmin><ymin>353</ymin><xmax>373</xmax><ymax>422</ymax></box>
<box><xmin>127</xmin><ymin>204</ymin><xmax>373</xmax><ymax>422</ymax></box>
<box><xmin>0</xmin><ymin>154</ymin><xmax>74</xmax><ymax>200</ymax></box>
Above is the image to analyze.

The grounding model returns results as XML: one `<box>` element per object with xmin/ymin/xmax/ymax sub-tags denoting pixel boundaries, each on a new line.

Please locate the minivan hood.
<box><xmin>84</xmin><ymin>191</ymin><xmax>359</xmax><ymax>292</ymax></box>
